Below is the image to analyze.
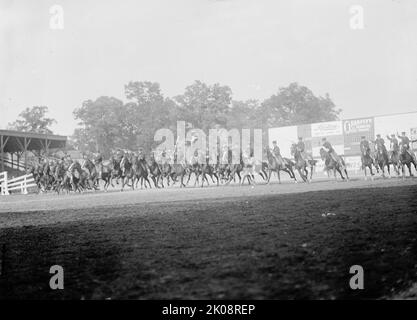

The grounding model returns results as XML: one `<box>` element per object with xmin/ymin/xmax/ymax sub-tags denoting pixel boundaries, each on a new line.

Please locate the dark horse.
<box><xmin>360</xmin><ymin>148</ymin><xmax>375</xmax><ymax>180</ymax></box>
<box><xmin>320</xmin><ymin>148</ymin><xmax>349</xmax><ymax>180</ymax></box>
<box><xmin>120</xmin><ymin>155</ymin><xmax>135</xmax><ymax>191</ymax></box>
<box><xmin>388</xmin><ymin>149</ymin><xmax>401</xmax><ymax>177</ymax></box>
<box><xmin>290</xmin><ymin>144</ymin><xmax>312</xmax><ymax>182</ymax></box>
<box><xmin>132</xmin><ymin>155</ymin><xmax>152</xmax><ymax>189</ymax></box>
<box><xmin>264</xmin><ymin>148</ymin><xmax>296</xmax><ymax>183</ymax></box>
<box><xmin>375</xmin><ymin>146</ymin><xmax>390</xmax><ymax>178</ymax></box>
<box><xmin>399</xmin><ymin>146</ymin><xmax>417</xmax><ymax>178</ymax></box>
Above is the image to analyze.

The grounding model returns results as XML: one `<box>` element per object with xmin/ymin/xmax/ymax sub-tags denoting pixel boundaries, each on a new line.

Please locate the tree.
<box><xmin>174</xmin><ymin>81</ymin><xmax>233</xmax><ymax>131</ymax></box>
<box><xmin>8</xmin><ymin>106</ymin><xmax>56</xmax><ymax>134</ymax></box>
<box><xmin>72</xmin><ymin>96</ymin><xmax>124</xmax><ymax>155</ymax></box>
<box><xmin>226</xmin><ymin>99</ymin><xmax>261</xmax><ymax>129</ymax></box>
<box><xmin>124</xmin><ymin>81</ymin><xmax>177</xmax><ymax>151</ymax></box>
<box><xmin>260</xmin><ymin>82</ymin><xmax>341</xmax><ymax>127</ymax></box>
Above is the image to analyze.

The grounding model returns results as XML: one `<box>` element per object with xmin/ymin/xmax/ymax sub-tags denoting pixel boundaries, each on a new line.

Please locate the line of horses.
<box><xmin>26</xmin><ymin>145</ymin><xmax>318</xmax><ymax>194</ymax></box>
<box><xmin>323</xmin><ymin>145</ymin><xmax>417</xmax><ymax>181</ymax></box>
<box><xmin>25</xmin><ymin>144</ymin><xmax>416</xmax><ymax>194</ymax></box>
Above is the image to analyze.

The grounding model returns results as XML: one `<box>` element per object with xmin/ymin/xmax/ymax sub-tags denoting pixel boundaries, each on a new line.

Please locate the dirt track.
<box><xmin>1</xmin><ymin>178</ymin><xmax>417</xmax><ymax>299</ymax></box>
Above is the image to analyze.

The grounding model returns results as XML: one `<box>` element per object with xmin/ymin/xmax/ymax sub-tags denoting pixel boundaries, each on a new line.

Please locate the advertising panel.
<box><xmin>311</xmin><ymin>121</ymin><xmax>343</xmax><ymax>137</ymax></box>
<box><xmin>343</xmin><ymin>117</ymin><xmax>374</xmax><ymax>156</ymax></box>
<box><xmin>310</xmin><ymin>121</ymin><xmax>344</xmax><ymax>158</ymax></box>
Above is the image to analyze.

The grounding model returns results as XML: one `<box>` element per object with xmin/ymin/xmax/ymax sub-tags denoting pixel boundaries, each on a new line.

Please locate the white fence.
<box><xmin>0</xmin><ymin>171</ymin><xmax>37</xmax><ymax>195</ymax></box>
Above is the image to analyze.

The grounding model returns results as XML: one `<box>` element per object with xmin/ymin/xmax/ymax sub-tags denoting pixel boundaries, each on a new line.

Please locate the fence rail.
<box><xmin>0</xmin><ymin>171</ymin><xmax>36</xmax><ymax>195</ymax></box>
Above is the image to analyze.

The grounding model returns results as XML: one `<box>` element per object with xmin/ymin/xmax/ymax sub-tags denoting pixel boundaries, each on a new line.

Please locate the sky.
<box><xmin>1</xmin><ymin>0</ymin><xmax>417</xmax><ymax>135</ymax></box>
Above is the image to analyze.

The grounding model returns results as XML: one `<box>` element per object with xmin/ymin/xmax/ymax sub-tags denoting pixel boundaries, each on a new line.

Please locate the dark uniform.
<box><xmin>398</xmin><ymin>135</ymin><xmax>410</xmax><ymax>150</ymax></box>
<box><xmin>398</xmin><ymin>134</ymin><xmax>417</xmax><ymax>161</ymax></box>
<box><xmin>360</xmin><ymin>139</ymin><xmax>370</xmax><ymax>155</ymax></box>
<box><xmin>386</xmin><ymin>135</ymin><xmax>399</xmax><ymax>153</ymax></box>
<box><xmin>374</xmin><ymin>136</ymin><xmax>387</xmax><ymax>153</ymax></box>
<box><xmin>273</xmin><ymin>145</ymin><xmax>281</xmax><ymax>158</ymax></box>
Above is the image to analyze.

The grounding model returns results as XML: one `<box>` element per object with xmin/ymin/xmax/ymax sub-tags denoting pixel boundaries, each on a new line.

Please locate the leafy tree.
<box><xmin>227</xmin><ymin>99</ymin><xmax>261</xmax><ymax>129</ymax></box>
<box><xmin>124</xmin><ymin>81</ymin><xmax>177</xmax><ymax>151</ymax></box>
<box><xmin>8</xmin><ymin>106</ymin><xmax>56</xmax><ymax>134</ymax></box>
<box><xmin>175</xmin><ymin>81</ymin><xmax>233</xmax><ymax>131</ymax></box>
<box><xmin>260</xmin><ymin>82</ymin><xmax>341</xmax><ymax>127</ymax></box>
<box><xmin>72</xmin><ymin>96</ymin><xmax>124</xmax><ymax>155</ymax></box>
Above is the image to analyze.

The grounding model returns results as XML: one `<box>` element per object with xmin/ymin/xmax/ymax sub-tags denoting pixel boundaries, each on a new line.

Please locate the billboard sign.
<box><xmin>311</xmin><ymin>121</ymin><xmax>343</xmax><ymax>137</ymax></box>
<box><xmin>343</xmin><ymin>117</ymin><xmax>374</xmax><ymax>156</ymax></box>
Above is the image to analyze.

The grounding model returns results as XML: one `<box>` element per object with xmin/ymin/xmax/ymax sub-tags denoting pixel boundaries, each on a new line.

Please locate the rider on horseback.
<box><xmin>322</xmin><ymin>138</ymin><xmax>338</xmax><ymax>163</ymax></box>
<box><xmin>81</xmin><ymin>153</ymin><xmax>91</xmax><ymax>176</ymax></box>
<box><xmin>360</xmin><ymin>136</ymin><xmax>372</xmax><ymax>163</ymax></box>
<box><xmin>397</xmin><ymin>132</ymin><xmax>417</xmax><ymax>162</ymax></box>
<box><xmin>386</xmin><ymin>134</ymin><xmax>399</xmax><ymax>154</ymax></box>
<box><xmin>374</xmin><ymin>134</ymin><xmax>387</xmax><ymax>153</ymax></box>
<box><xmin>296</xmin><ymin>137</ymin><xmax>310</xmax><ymax>162</ymax></box>
<box><xmin>272</xmin><ymin>141</ymin><xmax>285</xmax><ymax>166</ymax></box>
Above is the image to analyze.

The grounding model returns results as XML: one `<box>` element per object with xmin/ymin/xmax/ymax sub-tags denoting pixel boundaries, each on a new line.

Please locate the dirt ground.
<box><xmin>0</xmin><ymin>178</ymin><xmax>417</xmax><ymax>299</ymax></box>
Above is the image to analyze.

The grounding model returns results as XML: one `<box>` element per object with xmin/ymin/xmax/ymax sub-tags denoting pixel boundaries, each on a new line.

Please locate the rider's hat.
<box><xmin>376</xmin><ymin>134</ymin><xmax>381</xmax><ymax>137</ymax></box>
<box><xmin>361</xmin><ymin>136</ymin><xmax>366</xmax><ymax>139</ymax></box>
<box><xmin>298</xmin><ymin>137</ymin><xmax>302</xmax><ymax>140</ymax></box>
<box><xmin>322</xmin><ymin>137</ymin><xmax>326</xmax><ymax>141</ymax></box>
<box><xmin>272</xmin><ymin>140</ymin><xmax>277</xmax><ymax>144</ymax></box>
<box><xmin>402</xmin><ymin>131</ymin><xmax>406</xmax><ymax>135</ymax></box>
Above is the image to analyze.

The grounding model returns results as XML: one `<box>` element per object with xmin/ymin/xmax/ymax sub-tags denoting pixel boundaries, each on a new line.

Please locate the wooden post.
<box><xmin>0</xmin><ymin>135</ymin><xmax>3</xmax><ymax>173</ymax></box>
<box><xmin>23</xmin><ymin>137</ymin><xmax>31</xmax><ymax>171</ymax></box>
<box><xmin>0</xmin><ymin>135</ymin><xmax>10</xmax><ymax>172</ymax></box>
<box><xmin>45</xmin><ymin>138</ymin><xmax>51</xmax><ymax>156</ymax></box>
<box><xmin>24</xmin><ymin>137</ymin><xmax>27</xmax><ymax>170</ymax></box>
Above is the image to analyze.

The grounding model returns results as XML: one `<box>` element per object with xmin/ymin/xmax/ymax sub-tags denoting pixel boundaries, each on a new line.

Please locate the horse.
<box><xmin>26</xmin><ymin>163</ymin><xmax>44</xmax><ymax>193</ymax></box>
<box><xmin>375</xmin><ymin>146</ymin><xmax>390</xmax><ymax>178</ymax></box>
<box><xmin>264</xmin><ymin>148</ymin><xmax>297</xmax><ymax>184</ymax></box>
<box><xmin>388</xmin><ymin>150</ymin><xmax>401</xmax><ymax>177</ymax></box>
<box><xmin>81</xmin><ymin>158</ymin><xmax>99</xmax><ymax>190</ymax></box>
<box><xmin>64</xmin><ymin>161</ymin><xmax>83</xmax><ymax>193</ymax></box>
<box><xmin>93</xmin><ymin>155</ymin><xmax>113</xmax><ymax>190</ymax></box>
<box><xmin>147</xmin><ymin>153</ymin><xmax>163</xmax><ymax>188</ymax></box>
<box><xmin>119</xmin><ymin>154</ymin><xmax>135</xmax><ymax>191</ymax></box>
<box><xmin>192</xmin><ymin>152</ymin><xmax>220</xmax><ymax>188</ymax></box>
<box><xmin>109</xmin><ymin>156</ymin><xmax>123</xmax><ymax>188</ymax></box>
<box><xmin>319</xmin><ymin>148</ymin><xmax>349</xmax><ymax>180</ymax></box>
<box><xmin>360</xmin><ymin>148</ymin><xmax>376</xmax><ymax>180</ymax></box>
<box><xmin>290</xmin><ymin>144</ymin><xmax>309</xmax><ymax>182</ymax></box>
<box><xmin>132</xmin><ymin>155</ymin><xmax>152</xmax><ymax>189</ymax></box>
<box><xmin>240</xmin><ymin>154</ymin><xmax>256</xmax><ymax>186</ymax></box>
<box><xmin>399</xmin><ymin>146</ymin><xmax>417</xmax><ymax>178</ymax></box>
<box><xmin>170</xmin><ymin>156</ymin><xmax>188</xmax><ymax>187</ymax></box>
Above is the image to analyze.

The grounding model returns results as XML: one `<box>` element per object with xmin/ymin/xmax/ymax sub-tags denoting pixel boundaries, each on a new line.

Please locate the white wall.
<box><xmin>268</xmin><ymin>126</ymin><xmax>298</xmax><ymax>158</ymax></box>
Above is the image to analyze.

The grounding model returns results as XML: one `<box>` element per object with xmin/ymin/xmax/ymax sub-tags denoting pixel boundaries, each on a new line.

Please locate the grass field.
<box><xmin>0</xmin><ymin>178</ymin><xmax>417</xmax><ymax>299</ymax></box>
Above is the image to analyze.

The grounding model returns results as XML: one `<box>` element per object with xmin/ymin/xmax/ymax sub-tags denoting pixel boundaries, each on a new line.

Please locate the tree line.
<box><xmin>7</xmin><ymin>81</ymin><xmax>341</xmax><ymax>156</ymax></box>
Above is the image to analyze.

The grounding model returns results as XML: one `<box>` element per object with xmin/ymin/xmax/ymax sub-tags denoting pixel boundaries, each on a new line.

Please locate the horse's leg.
<box><xmin>145</xmin><ymin>177</ymin><xmax>152</xmax><ymax>188</ymax></box>
<box><xmin>277</xmin><ymin>169</ymin><xmax>281</xmax><ymax>184</ymax></box>
<box><xmin>120</xmin><ymin>177</ymin><xmax>125</xmax><ymax>192</ymax></box>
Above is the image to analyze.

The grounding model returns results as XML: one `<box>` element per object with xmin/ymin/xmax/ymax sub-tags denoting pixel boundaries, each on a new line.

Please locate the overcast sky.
<box><xmin>1</xmin><ymin>0</ymin><xmax>417</xmax><ymax>135</ymax></box>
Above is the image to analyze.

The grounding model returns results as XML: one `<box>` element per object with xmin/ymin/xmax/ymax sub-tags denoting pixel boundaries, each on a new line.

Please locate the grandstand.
<box><xmin>0</xmin><ymin>130</ymin><xmax>67</xmax><ymax>172</ymax></box>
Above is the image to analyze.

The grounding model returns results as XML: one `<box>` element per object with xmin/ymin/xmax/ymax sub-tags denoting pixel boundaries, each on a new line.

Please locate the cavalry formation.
<box><xmin>25</xmin><ymin>133</ymin><xmax>417</xmax><ymax>194</ymax></box>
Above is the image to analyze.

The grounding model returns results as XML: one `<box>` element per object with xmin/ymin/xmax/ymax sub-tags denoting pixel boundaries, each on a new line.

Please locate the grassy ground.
<box><xmin>0</xmin><ymin>184</ymin><xmax>416</xmax><ymax>299</ymax></box>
